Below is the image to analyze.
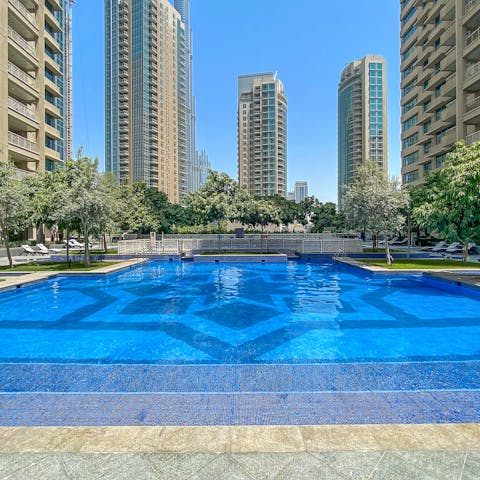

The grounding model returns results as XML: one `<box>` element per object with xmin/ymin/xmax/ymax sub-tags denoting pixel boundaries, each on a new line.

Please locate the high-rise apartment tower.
<box><xmin>1</xmin><ymin>0</ymin><xmax>68</xmax><ymax>174</ymax></box>
<box><xmin>400</xmin><ymin>0</ymin><xmax>480</xmax><ymax>186</ymax></box>
<box><xmin>294</xmin><ymin>181</ymin><xmax>308</xmax><ymax>202</ymax></box>
<box><xmin>237</xmin><ymin>72</ymin><xmax>287</xmax><ymax>197</ymax></box>
<box><xmin>174</xmin><ymin>0</ymin><xmax>196</xmax><ymax>195</ymax></box>
<box><xmin>337</xmin><ymin>55</ymin><xmax>388</xmax><ymax>207</ymax></box>
<box><xmin>105</xmin><ymin>0</ymin><xmax>187</xmax><ymax>204</ymax></box>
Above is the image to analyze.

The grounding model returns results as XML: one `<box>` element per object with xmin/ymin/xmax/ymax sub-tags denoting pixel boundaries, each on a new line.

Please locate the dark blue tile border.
<box><xmin>1</xmin><ymin>362</ymin><xmax>480</xmax><ymax>394</ymax></box>
<box><xmin>1</xmin><ymin>390</ymin><xmax>479</xmax><ymax>426</ymax></box>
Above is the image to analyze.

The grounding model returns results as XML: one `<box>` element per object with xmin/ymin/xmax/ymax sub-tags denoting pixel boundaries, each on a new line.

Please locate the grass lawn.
<box><xmin>359</xmin><ymin>259</ymin><xmax>480</xmax><ymax>269</ymax></box>
<box><xmin>0</xmin><ymin>261</ymin><xmax>118</xmax><ymax>272</ymax></box>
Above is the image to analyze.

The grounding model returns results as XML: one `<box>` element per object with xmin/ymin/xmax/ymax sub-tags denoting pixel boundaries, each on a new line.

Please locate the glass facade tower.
<box><xmin>337</xmin><ymin>55</ymin><xmax>388</xmax><ymax>207</ymax></box>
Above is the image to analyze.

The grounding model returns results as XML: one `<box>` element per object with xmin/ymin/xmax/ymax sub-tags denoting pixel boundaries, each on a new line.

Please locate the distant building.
<box><xmin>338</xmin><ymin>55</ymin><xmax>388</xmax><ymax>207</ymax></box>
<box><xmin>237</xmin><ymin>72</ymin><xmax>287</xmax><ymax>197</ymax></box>
<box><xmin>294</xmin><ymin>181</ymin><xmax>308</xmax><ymax>202</ymax></box>
<box><xmin>105</xmin><ymin>0</ymin><xmax>188</xmax><ymax>204</ymax></box>
<box><xmin>191</xmin><ymin>148</ymin><xmax>210</xmax><ymax>192</ymax></box>
<box><xmin>286</xmin><ymin>191</ymin><xmax>295</xmax><ymax>201</ymax></box>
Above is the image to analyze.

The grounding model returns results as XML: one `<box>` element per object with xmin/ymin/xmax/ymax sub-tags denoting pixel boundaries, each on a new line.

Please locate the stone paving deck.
<box><xmin>1</xmin><ymin>450</ymin><xmax>479</xmax><ymax>479</ymax></box>
<box><xmin>0</xmin><ymin>425</ymin><xmax>479</xmax><ymax>479</ymax></box>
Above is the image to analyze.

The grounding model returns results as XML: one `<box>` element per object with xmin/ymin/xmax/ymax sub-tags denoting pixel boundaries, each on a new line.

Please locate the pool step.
<box><xmin>1</xmin><ymin>362</ymin><xmax>479</xmax><ymax>426</ymax></box>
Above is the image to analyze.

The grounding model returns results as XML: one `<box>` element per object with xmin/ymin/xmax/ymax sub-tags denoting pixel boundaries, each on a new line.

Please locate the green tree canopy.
<box><xmin>412</xmin><ymin>140</ymin><xmax>480</xmax><ymax>261</ymax></box>
<box><xmin>343</xmin><ymin>162</ymin><xmax>409</xmax><ymax>263</ymax></box>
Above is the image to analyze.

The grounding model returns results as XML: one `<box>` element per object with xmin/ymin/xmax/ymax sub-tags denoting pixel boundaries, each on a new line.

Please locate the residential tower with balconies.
<box><xmin>237</xmin><ymin>72</ymin><xmax>288</xmax><ymax>197</ymax></box>
<box><xmin>105</xmin><ymin>0</ymin><xmax>187</xmax><ymax>204</ymax></box>
<box><xmin>400</xmin><ymin>0</ymin><xmax>480</xmax><ymax>186</ymax></box>
<box><xmin>0</xmin><ymin>0</ymin><xmax>68</xmax><ymax>175</ymax></box>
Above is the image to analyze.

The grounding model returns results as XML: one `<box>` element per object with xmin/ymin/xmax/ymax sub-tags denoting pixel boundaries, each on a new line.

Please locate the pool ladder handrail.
<box><xmin>333</xmin><ymin>248</ymin><xmax>346</xmax><ymax>263</ymax></box>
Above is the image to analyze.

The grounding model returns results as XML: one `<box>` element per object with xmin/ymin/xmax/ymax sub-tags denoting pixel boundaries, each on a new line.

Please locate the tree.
<box><xmin>0</xmin><ymin>163</ymin><xmax>31</xmax><ymax>268</ymax></box>
<box><xmin>342</xmin><ymin>162</ymin><xmax>409</xmax><ymax>264</ymax></box>
<box><xmin>116</xmin><ymin>182</ymin><xmax>159</xmax><ymax>234</ymax></box>
<box><xmin>310</xmin><ymin>201</ymin><xmax>346</xmax><ymax>233</ymax></box>
<box><xmin>412</xmin><ymin>141</ymin><xmax>480</xmax><ymax>262</ymax></box>
<box><xmin>56</xmin><ymin>156</ymin><xmax>113</xmax><ymax>267</ymax></box>
<box><xmin>238</xmin><ymin>197</ymin><xmax>280</xmax><ymax>233</ymax></box>
<box><xmin>186</xmin><ymin>171</ymin><xmax>238</xmax><ymax>228</ymax></box>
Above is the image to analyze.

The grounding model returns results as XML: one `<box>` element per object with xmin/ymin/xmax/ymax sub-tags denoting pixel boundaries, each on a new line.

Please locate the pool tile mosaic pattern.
<box><xmin>1</xmin><ymin>261</ymin><xmax>480</xmax><ymax>426</ymax></box>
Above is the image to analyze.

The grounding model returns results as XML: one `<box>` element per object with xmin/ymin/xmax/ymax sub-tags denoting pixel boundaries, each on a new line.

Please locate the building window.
<box><xmin>403</xmin><ymin>151</ymin><xmax>419</xmax><ymax>167</ymax></box>
<box><xmin>403</xmin><ymin>170</ymin><xmax>419</xmax><ymax>184</ymax></box>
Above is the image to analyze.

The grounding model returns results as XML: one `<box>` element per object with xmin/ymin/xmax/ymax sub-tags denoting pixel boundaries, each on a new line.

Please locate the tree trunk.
<box><xmin>84</xmin><ymin>225</ymin><xmax>90</xmax><ymax>267</ymax></box>
<box><xmin>66</xmin><ymin>228</ymin><xmax>70</xmax><ymax>265</ymax></box>
<box><xmin>103</xmin><ymin>233</ymin><xmax>108</xmax><ymax>254</ymax></box>
<box><xmin>463</xmin><ymin>242</ymin><xmax>469</xmax><ymax>263</ymax></box>
<box><xmin>385</xmin><ymin>233</ymin><xmax>394</xmax><ymax>266</ymax></box>
<box><xmin>4</xmin><ymin>236</ymin><xmax>13</xmax><ymax>269</ymax></box>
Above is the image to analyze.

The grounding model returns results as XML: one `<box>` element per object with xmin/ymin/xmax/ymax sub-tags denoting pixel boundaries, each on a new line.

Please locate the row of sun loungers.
<box><xmin>20</xmin><ymin>240</ymin><xmax>87</xmax><ymax>256</ymax></box>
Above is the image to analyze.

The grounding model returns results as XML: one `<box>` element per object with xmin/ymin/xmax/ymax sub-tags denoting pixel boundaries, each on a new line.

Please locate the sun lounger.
<box><xmin>20</xmin><ymin>245</ymin><xmax>45</xmax><ymax>256</ymax></box>
<box><xmin>37</xmin><ymin>243</ymin><xmax>61</xmax><ymax>254</ymax></box>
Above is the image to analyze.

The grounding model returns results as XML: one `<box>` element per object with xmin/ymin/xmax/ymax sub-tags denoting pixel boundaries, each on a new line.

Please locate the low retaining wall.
<box><xmin>193</xmin><ymin>254</ymin><xmax>288</xmax><ymax>263</ymax></box>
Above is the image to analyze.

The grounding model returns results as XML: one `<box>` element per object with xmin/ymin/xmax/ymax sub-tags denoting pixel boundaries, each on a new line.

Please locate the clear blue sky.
<box><xmin>72</xmin><ymin>0</ymin><xmax>401</xmax><ymax>203</ymax></box>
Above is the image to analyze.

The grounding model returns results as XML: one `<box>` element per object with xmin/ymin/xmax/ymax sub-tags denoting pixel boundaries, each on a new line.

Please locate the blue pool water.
<box><xmin>1</xmin><ymin>261</ymin><xmax>480</xmax><ymax>365</ymax></box>
<box><xmin>2</xmin><ymin>260</ymin><xmax>480</xmax><ymax>426</ymax></box>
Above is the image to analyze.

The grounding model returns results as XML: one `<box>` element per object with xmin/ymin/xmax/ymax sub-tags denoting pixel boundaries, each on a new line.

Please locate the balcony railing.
<box><xmin>466</xmin><ymin>26</ymin><xmax>480</xmax><ymax>46</ymax></box>
<box><xmin>8</xmin><ymin>62</ymin><xmax>36</xmax><ymax>87</ymax></box>
<box><xmin>8</xmin><ymin>96</ymin><xmax>37</xmax><ymax>121</ymax></box>
<box><xmin>466</xmin><ymin>60</ymin><xmax>480</xmax><ymax>80</ymax></box>
<box><xmin>465</xmin><ymin>0</ymin><xmax>480</xmax><ymax>14</ymax></box>
<box><xmin>466</xmin><ymin>130</ymin><xmax>480</xmax><ymax>144</ymax></box>
<box><xmin>9</xmin><ymin>0</ymin><xmax>36</xmax><ymax>26</ymax></box>
<box><xmin>8</xmin><ymin>131</ymin><xmax>37</xmax><ymax>152</ymax></box>
<box><xmin>466</xmin><ymin>95</ymin><xmax>480</xmax><ymax>112</ymax></box>
<box><xmin>7</xmin><ymin>26</ymin><xmax>36</xmax><ymax>57</ymax></box>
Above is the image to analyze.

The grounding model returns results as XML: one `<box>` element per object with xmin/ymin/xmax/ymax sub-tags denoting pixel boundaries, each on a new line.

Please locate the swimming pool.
<box><xmin>1</xmin><ymin>261</ymin><xmax>480</xmax><ymax>426</ymax></box>
<box><xmin>0</xmin><ymin>261</ymin><xmax>479</xmax><ymax>364</ymax></box>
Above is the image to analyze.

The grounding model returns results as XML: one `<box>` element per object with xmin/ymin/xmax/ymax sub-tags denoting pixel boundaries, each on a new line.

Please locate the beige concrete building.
<box><xmin>337</xmin><ymin>55</ymin><xmax>388</xmax><ymax>207</ymax></box>
<box><xmin>0</xmin><ymin>0</ymin><xmax>68</xmax><ymax>175</ymax></box>
<box><xmin>400</xmin><ymin>0</ymin><xmax>480</xmax><ymax>186</ymax></box>
<box><xmin>237</xmin><ymin>72</ymin><xmax>287</xmax><ymax>197</ymax></box>
<box><xmin>105</xmin><ymin>0</ymin><xmax>187</xmax><ymax>204</ymax></box>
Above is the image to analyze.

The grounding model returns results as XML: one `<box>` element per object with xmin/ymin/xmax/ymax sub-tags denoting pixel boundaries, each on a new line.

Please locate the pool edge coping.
<box><xmin>0</xmin><ymin>259</ymin><xmax>146</xmax><ymax>292</ymax></box>
<box><xmin>0</xmin><ymin>424</ymin><xmax>479</xmax><ymax>453</ymax></box>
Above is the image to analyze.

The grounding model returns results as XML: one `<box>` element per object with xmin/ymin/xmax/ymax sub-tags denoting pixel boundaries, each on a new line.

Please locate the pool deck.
<box><xmin>0</xmin><ymin>426</ymin><xmax>478</xmax><ymax>479</ymax></box>
<box><xmin>0</xmin><ymin>259</ymin><xmax>145</xmax><ymax>293</ymax></box>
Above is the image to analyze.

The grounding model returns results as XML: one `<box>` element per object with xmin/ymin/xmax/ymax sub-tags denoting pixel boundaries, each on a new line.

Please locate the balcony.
<box><xmin>466</xmin><ymin>129</ymin><xmax>480</xmax><ymax>144</ymax></box>
<box><xmin>8</xmin><ymin>26</ymin><xmax>38</xmax><ymax>68</ymax></box>
<box><xmin>8</xmin><ymin>0</ymin><xmax>38</xmax><ymax>34</ymax></box>
<box><xmin>44</xmin><ymin>8</ymin><xmax>61</xmax><ymax>33</ymax></box>
<box><xmin>45</xmin><ymin>146</ymin><xmax>60</xmax><ymax>162</ymax></box>
<box><xmin>464</xmin><ymin>0</ymin><xmax>480</xmax><ymax>28</ymax></box>
<box><xmin>8</xmin><ymin>61</ymin><xmax>38</xmax><ymax>102</ymax></box>
<box><xmin>8</xmin><ymin>131</ymin><xmax>39</xmax><ymax>163</ymax></box>
<box><xmin>8</xmin><ymin>96</ymin><xmax>36</xmax><ymax>121</ymax></box>
<box><xmin>44</xmin><ymin>100</ymin><xmax>61</xmax><ymax>119</ymax></box>
<box><xmin>44</xmin><ymin>53</ymin><xmax>62</xmax><ymax>76</ymax></box>
<box><xmin>465</xmin><ymin>60</ymin><xmax>480</xmax><ymax>90</ymax></box>
<box><xmin>465</xmin><ymin>95</ymin><xmax>480</xmax><ymax>124</ymax></box>
<box><xmin>8</xmin><ymin>131</ymin><xmax>37</xmax><ymax>153</ymax></box>
<box><xmin>465</xmin><ymin>26</ymin><xmax>480</xmax><ymax>61</ymax></box>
